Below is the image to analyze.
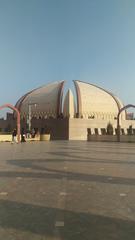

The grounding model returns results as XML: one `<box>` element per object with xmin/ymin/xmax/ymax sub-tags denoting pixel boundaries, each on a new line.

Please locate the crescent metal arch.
<box><xmin>0</xmin><ymin>104</ymin><xmax>20</xmax><ymax>142</ymax></box>
<box><xmin>117</xmin><ymin>104</ymin><xmax>135</xmax><ymax>142</ymax></box>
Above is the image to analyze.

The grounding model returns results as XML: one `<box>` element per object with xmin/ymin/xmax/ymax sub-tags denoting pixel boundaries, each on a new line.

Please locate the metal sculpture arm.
<box><xmin>0</xmin><ymin>103</ymin><xmax>20</xmax><ymax>143</ymax></box>
<box><xmin>117</xmin><ymin>104</ymin><xmax>135</xmax><ymax>142</ymax></box>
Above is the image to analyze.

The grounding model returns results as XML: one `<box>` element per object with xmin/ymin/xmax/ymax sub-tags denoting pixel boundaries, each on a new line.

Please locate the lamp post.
<box><xmin>27</xmin><ymin>103</ymin><xmax>37</xmax><ymax>136</ymax></box>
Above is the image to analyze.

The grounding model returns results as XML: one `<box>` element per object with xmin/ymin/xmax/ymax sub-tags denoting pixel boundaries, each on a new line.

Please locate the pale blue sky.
<box><xmin>0</xmin><ymin>0</ymin><xmax>135</xmax><ymax>114</ymax></box>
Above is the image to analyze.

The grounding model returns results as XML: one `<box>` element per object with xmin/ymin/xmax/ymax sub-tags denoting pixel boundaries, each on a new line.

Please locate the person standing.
<box><xmin>12</xmin><ymin>129</ymin><xmax>17</xmax><ymax>143</ymax></box>
<box><xmin>31</xmin><ymin>128</ymin><xmax>35</xmax><ymax>138</ymax></box>
<box><xmin>21</xmin><ymin>128</ymin><xmax>26</xmax><ymax>142</ymax></box>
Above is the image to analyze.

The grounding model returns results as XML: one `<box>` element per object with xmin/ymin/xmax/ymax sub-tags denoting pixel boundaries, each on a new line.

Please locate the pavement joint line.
<box><xmin>62</xmin><ymin>177</ymin><xmax>67</xmax><ymax>181</ymax></box>
<box><xmin>0</xmin><ymin>192</ymin><xmax>8</xmax><ymax>195</ymax></box>
<box><xmin>59</xmin><ymin>192</ymin><xmax>67</xmax><ymax>196</ymax></box>
<box><xmin>81</xmin><ymin>183</ymin><xmax>85</xmax><ymax>186</ymax></box>
<box><xmin>54</xmin><ymin>172</ymin><xmax>67</xmax><ymax>237</ymax></box>
<box><xmin>42</xmin><ymin>192</ymin><xmax>46</xmax><ymax>195</ymax></box>
<box><xmin>108</xmin><ymin>177</ymin><xmax>113</xmax><ymax>180</ymax></box>
<box><xmin>55</xmin><ymin>221</ymin><xmax>65</xmax><ymax>227</ymax></box>
<box><xmin>120</xmin><ymin>193</ymin><xmax>127</xmax><ymax>197</ymax></box>
<box><xmin>128</xmin><ymin>208</ymin><xmax>132</xmax><ymax>212</ymax></box>
<box><xmin>64</xmin><ymin>166</ymin><xmax>68</xmax><ymax>170</ymax></box>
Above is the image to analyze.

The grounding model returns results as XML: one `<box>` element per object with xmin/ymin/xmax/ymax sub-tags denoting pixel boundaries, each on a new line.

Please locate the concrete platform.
<box><xmin>0</xmin><ymin>141</ymin><xmax>135</xmax><ymax>239</ymax></box>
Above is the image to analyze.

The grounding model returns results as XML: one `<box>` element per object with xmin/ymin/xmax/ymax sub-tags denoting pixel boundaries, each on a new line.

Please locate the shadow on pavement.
<box><xmin>4</xmin><ymin>159</ymin><xmax>135</xmax><ymax>186</ymax></box>
<box><xmin>1</xmin><ymin>169</ymin><xmax>135</xmax><ymax>186</ymax></box>
<box><xmin>0</xmin><ymin>199</ymin><xmax>135</xmax><ymax>240</ymax></box>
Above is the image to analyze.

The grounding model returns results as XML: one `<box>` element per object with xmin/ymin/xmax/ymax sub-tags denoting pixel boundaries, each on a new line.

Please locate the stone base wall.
<box><xmin>0</xmin><ymin>135</ymin><xmax>12</xmax><ymax>142</ymax></box>
<box><xmin>88</xmin><ymin>135</ymin><xmax>135</xmax><ymax>143</ymax></box>
<box><xmin>29</xmin><ymin>118</ymin><xmax>69</xmax><ymax>140</ymax></box>
<box><xmin>0</xmin><ymin>117</ymin><xmax>135</xmax><ymax>140</ymax></box>
<box><xmin>69</xmin><ymin>118</ymin><xmax>135</xmax><ymax>140</ymax></box>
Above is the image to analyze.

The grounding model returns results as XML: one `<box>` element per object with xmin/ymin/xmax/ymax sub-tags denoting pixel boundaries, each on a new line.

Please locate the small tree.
<box><xmin>128</xmin><ymin>125</ymin><xmax>133</xmax><ymax>135</ymax></box>
<box><xmin>106</xmin><ymin>122</ymin><xmax>113</xmax><ymax>135</ymax></box>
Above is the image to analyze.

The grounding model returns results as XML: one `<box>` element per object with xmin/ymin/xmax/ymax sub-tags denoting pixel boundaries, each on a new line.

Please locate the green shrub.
<box><xmin>106</xmin><ymin>123</ymin><xmax>113</xmax><ymax>135</ymax></box>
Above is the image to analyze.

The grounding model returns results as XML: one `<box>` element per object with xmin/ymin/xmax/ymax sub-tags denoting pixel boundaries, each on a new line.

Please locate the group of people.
<box><xmin>12</xmin><ymin>128</ymin><xmax>36</xmax><ymax>143</ymax></box>
<box><xmin>12</xmin><ymin>128</ymin><xmax>26</xmax><ymax>143</ymax></box>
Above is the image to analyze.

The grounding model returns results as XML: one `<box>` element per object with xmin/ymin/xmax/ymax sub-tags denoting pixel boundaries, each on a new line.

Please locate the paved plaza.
<box><xmin>0</xmin><ymin>141</ymin><xmax>135</xmax><ymax>239</ymax></box>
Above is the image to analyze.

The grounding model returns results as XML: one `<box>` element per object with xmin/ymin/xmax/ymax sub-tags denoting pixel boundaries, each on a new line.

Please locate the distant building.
<box><xmin>0</xmin><ymin>112</ymin><xmax>14</xmax><ymax>133</ymax></box>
